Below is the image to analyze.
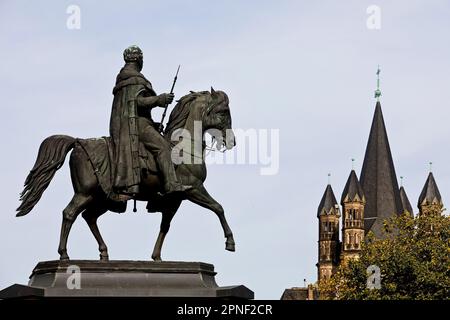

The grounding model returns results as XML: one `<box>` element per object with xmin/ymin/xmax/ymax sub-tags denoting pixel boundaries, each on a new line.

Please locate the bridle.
<box><xmin>168</xmin><ymin>92</ymin><xmax>228</xmax><ymax>160</ymax></box>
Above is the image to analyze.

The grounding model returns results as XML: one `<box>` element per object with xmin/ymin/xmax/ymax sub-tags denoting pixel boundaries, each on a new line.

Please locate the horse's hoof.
<box><xmin>100</xmin><ymin>254</ymin><xmax>109</xmax><ymax>261</ymax></box>
<box><xmin>59</xmin><ymin>255</ymin><xmax>70</xmax><ymax>261</ymax></box>
<box><xmin>152</xmin><ymin>255</ymin><xmax>162</xmax><ymax>262</ymax></box>
<box><xmin>226</xmin><ymin>242</ymin><xmax>235</xmax><ymax>252</ymax></box>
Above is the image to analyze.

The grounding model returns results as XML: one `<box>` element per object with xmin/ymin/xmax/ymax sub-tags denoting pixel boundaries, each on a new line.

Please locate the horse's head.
<box><xmin>164</xmin><ymin>88</ymin><xmax>236</xmax><ymax>151</ymax></box>
<box><xmin>202</xmin><ymin>87</ymin><xmax>236</xmax><ymax>150</ymax></box>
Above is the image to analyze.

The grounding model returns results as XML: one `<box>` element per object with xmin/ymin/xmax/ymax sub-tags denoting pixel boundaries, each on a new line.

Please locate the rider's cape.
<box><xmin>109</xmin><ymin>65</ymin><xmax>156</xmax><ymax>194</ymax></box>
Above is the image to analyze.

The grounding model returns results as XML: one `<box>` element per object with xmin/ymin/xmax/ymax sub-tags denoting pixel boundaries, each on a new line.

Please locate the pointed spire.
<box><xmin>399</xmin><ymin>186</ymin><xmax>414</xmax><ymax>217</ymax></box>
<box><xmin>318</xmin><ymin>184</ymin><xmax>339</xmax><ymax>217</ymax></box>
<box><xmin>375</xmin><ymin>65</ymin><xmax>382</xmax><ymax>101</ymax></box>
<box><xmin>360</xmin><ymin>99</ymin><xmax>403</xmax><ymax>238</ymax></box>
<box><xmin>341</xmin><ymin>170</ymin><xmax>365</xmax><ymax>204</ymax></box>
<box><xmin>418</xmin><ymin>171</ymin><xmax>442</xmax><ymax>207</ymax></box>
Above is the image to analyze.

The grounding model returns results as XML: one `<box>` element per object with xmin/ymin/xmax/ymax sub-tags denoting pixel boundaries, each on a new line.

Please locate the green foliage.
<box><xmin>319</xmin><ymin>212</ymin><xmax>450</xmax><ymax>300</ymax></box>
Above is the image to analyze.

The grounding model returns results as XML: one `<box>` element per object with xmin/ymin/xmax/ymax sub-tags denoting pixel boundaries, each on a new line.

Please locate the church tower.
<box><xmin>360</xmin><ymin>67</ymin><xmax>403</xmax><ymax>238</ymax></box>
<box><xmin>340</xmin><ymin>170</ymin><xmax>366</xmax><ymax>262</ymax></box>
<box><xmin>317</xmin><ymin>183</ymin><xmax>340</xmax><ymax>281</ymax></box>
<box><xmin>418</xmin><ymin>169</ymin><xmax>443</xmax><ymax>216</ymax></box>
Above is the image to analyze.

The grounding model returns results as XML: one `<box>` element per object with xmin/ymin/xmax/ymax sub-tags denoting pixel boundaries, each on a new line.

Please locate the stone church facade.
<box><xmin>282</xmin><ymin>72</ymin><xmax>444</xmax><ymax>299</ymax></box>
<box><xmin>316</xmin><ymin>100</ymin><xmax>444</xmax><ymax>283</ymax></box>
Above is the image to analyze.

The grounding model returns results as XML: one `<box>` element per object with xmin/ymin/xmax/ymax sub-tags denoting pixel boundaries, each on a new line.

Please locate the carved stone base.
<box><xmin>0</xmin><ymin>260</ymin><xmax>253</xmax><ymax>299</ymax></box>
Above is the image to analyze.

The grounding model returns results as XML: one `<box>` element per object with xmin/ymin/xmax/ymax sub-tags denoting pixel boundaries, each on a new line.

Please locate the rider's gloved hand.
<box><xmin>158</xmin><ymin>93</ymin><xmax>175</xmax><ymax>106</ymax></box>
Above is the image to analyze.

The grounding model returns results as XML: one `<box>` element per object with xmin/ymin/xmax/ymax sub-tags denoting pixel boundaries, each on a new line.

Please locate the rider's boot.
<box><xmin>164</xmin><ymin>182</ymin><xmax>192</xmax><ymax>194</ymax></box>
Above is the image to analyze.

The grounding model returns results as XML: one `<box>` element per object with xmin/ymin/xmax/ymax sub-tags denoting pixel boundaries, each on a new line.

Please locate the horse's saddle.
<box><xmin>77</xmin><ymin>137</ymin><xmax>158</xmax><ymax>197</ymax></box>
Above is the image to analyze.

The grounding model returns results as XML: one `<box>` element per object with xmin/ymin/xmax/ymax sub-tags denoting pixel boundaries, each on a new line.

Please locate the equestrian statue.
<box><xmin>16</xmin><ymin>45</ymin><xmax>237</xmax><ymax>262</ymax></box>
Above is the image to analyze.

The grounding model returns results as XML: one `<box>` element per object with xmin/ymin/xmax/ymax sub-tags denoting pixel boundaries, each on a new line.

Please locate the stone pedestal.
<box><xmin>0</xmin><ymin>260</ymin><xmax>253</xmax><ymax>299</ymax></box>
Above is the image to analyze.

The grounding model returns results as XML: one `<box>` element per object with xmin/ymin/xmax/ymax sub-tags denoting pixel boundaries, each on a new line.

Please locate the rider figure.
<box><xmin>109</xmin><ymin>45</ymin><xmax>191</xmax><ymax>197</ymax></box>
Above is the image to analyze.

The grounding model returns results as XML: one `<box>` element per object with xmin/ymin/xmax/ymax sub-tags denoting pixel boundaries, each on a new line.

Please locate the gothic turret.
<box><xmin>418</xmin><ymin>171</ymin><xmax>443</xmax><ymax>216</ymax></box>
<box><xmin>317</xmin><ymin>184</ymin><xmax>340</xmax><ymax>281</ymax></box>
<box><xmin>399</xmin><ymin>185</ymin><xmax>414</xmax><ymax>217</ymax></box>
<box><xmin>340</xmin><ymin>170</ymin><xmax>365</xmax><ymax>262</ymax></box>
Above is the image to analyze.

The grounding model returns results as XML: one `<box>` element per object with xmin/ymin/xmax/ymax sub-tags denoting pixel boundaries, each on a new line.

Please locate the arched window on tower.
<box><xmin>349</xmin><ymin>233</ymin><xmax>353</xmax><ymax>249</ymax></box>
<box><xmin>320</xmin><ymin>243</ymin><xmax>325</xmax><ymax>260</ymax></box>
<box><xmin>345</xmin><ymin>233</ymin><xmax>351</xmax><ymax>249</ymax></box>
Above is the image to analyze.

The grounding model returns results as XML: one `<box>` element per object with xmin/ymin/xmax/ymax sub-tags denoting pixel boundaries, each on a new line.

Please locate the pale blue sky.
<box><xmin>1</xmin><ymin>0</ymin><xmax>450</xmax><ymax>299</ymax></box>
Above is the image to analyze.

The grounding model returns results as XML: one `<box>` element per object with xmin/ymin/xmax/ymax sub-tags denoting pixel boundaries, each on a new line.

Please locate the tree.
<box><xmin>318</xmin><ymin>212</ymin><xmax>450</xmax><ymax>300</ymax></box>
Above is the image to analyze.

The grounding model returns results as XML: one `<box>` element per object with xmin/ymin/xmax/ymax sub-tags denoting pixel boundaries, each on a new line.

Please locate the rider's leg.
<box><xmin>138</xmin><ymin>119</ymin><xmax>191</xmax><ymax>193</ymax></box>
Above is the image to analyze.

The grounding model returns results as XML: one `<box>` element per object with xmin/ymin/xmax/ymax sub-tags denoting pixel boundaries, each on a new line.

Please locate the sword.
<box><xmin>159</xmin><ymin>65</ymin><xmax>180</xmax><ymax>133</ymax></box>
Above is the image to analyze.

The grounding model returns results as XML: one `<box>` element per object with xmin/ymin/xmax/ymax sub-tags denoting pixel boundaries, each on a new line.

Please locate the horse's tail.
<box><xmin>16</xmin><ymin>135</ymin><xmax>76</xmax><ymax>217</ymax></box>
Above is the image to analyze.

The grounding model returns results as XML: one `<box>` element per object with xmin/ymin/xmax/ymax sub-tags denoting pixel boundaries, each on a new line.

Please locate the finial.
<box><xmin>400</xmin><ymin>176</ymin><xmax>403</xmax><ymax>187</ymax></box>
<box><xmin>351</xmin><ymin>158</ymin><xmax>355</xmax><ymax>170</ymax></box>
<box><xmin>374</xmin><ymin>65</ymin><xmax>381</xmax><ymax>101</ymax></box>
<box><xmin>327</xmin><ymin>173</ymin><xmax>331</xmax><ymax>185</ymax></box>
<box><xmin>429</xmin><ymin>162</ymin><xmax>433</xmax><ymax>173</ymax></box>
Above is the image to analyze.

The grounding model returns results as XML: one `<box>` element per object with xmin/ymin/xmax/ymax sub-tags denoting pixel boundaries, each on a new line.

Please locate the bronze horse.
<box><xmin>16</xmin><ymin>89</ymin><xmax>236</xmax><ymax>261</ymax></box>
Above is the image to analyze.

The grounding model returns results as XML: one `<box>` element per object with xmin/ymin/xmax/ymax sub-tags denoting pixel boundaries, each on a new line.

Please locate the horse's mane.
<box><xmin>164</xmin><ymin>91</ymin><xmax>208</xmax><ymax>138</ymax></box>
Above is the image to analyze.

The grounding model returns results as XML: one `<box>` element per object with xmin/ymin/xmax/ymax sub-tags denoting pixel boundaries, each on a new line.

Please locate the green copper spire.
<box><xmin>374</xmin><ymin>65</ymin><xmax>382</xmax><ymax>101</ymax></box>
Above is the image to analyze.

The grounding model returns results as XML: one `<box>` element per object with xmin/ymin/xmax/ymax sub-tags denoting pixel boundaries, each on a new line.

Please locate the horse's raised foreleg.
<box><xmin>151</xmin><ymin>200</ymin><xmax>181</xmax><ymax>261</ymax></box>
<box><xmin>82</xmin><ymin>206</ymin><xmax>109</xmax><ymax>261</ymax></box>
<box><xmin>186</xmin><ymin>185</ymin><xmax>235</xmax><ymax>252</ymax></box>
<box><xmin>58</xmin><ymin>193</ymin><xmax>93</xmax><ymax>260</ymax></box>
